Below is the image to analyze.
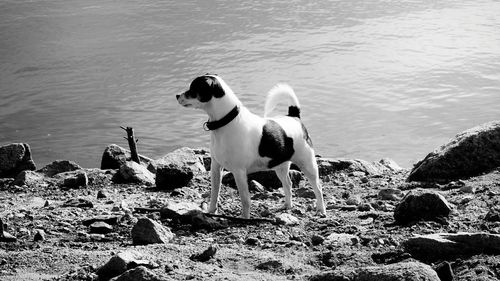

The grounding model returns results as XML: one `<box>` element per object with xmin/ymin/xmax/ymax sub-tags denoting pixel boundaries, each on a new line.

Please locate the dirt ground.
<box><xmin>1</xmin><ymin>165</ymin><xmax>499</xmax><ymax>281</ymax></box>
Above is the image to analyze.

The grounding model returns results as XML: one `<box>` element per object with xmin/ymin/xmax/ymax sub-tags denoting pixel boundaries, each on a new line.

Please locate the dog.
<box><xmin>176</xmin><ymin>74</ymin><xmax>326</xmax><ymax>218</ymax></box>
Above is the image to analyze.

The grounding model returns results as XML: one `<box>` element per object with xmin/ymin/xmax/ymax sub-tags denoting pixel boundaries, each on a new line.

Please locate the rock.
<box><xmin>131</xmin><ymin>218</ymin><xmax>174</xmax><ymax>245</ymax></box>
<box><xmin>296</xmin><ymin>186</ymin><xmax>316</xmax><ymax>199</ymax></box>
<box><xmin>403</xmin><ymin>232</ymin><xmax>500</xmax><ymax>262</ymax></box>
<box><xmin>245</xmin><ymin>237</ymin><xmax>261</xmax><ymax>246</ymax></box>
<box><xmin>275</xmin><ymin>213</ymin><xmax>300</xmax><ymax>226</ymax></box>
<box><xmin>222</xmin><ymin>170</ymin><xmax>303</xmax><ymax>190</ymax></box>
<box><xmin>311</xmin><ymin>235</ymin><xmax>325</xmax><ymax>246</ymax></box>
<box><xmin>317</xmin><ymin>157</ymin><xmax>401</xmax><ymax>177</ymax></box>
<box><xmin>173</xmin><ymin>210</ymin><xmax>225</xmax><ymax>231</ymax></box>
<box><xmin>119</xmin><ymin>161</ymin><xmax>155</xmax><ymax>185</ymax></box>
<box><xmin>189</xmin><ymin>245</ymin><xmax>217</xmax><ymax>262</ymax></box>
<box><xmin>97</xmin><ymin>190</ymin><xmax>109</xmax><ymax>199</ymax></box>
<box><xmin>345</xmin><ymin>195</ymin><xmax>362</xmax><ymax>206</ymax></box>
<box><xmin>155</xmin><ymin>164</ymin><xmax>194</xmax><ymax>190</ymax></box>
<box><xmin>408</xmin><ymin>120</ymin><xmax>500</xmax><ymax>183</ymax></box>
<box><xmin>109</xmin><ymin>266</ymin><xmax>167</xmax><ymax>281</ymax></box>
<box><xmin>394</xmin><ymin>190</ymin><xmax>452</xmax><ymax>224</ymax></box>
<box><xmin>82</xmin><ymin>216</ymin><xmax>120</xmax><ymax>226</ymax></box>
<box><xmin>378</xmin><ymin>188</ymin><xmax>404</xmax><ymax>201</ymax></box>
<box><xmin>101</xmin><ymin>144</ymin><xmax>152</xmax><ymax>170</ymax></box>
<box><xmin>33</xmin><ymin>229</ymin><xmax>46</xmax><ymax>241</ymax></box>
<box><xmin>37</xmin><ymin>160</ymin><xmax>81</xmax><ymax>177</ymax></box>
<box><xmin>256</xmin><ymin>260</ymin><xmax>284</xmax><ymax>273</ymax></box>
<box><xmin>148</xmin><ymin>147</ymin><xmax>206</xmax><ymax>174</ymax></box>
<box><xmin>97</xmin><ymin>251</ymin><xmax>145</xmax><ymax>281</ymax></box>
<box><xmin>159</xmin><ymin>201</ymin><xmax>202</xmax><ymax>220</ymax></box>
<box><xmin>0</xmin><ymin>218</ymin><xmax>17</xmax><ymax>242</ymax></box>
<box><xmin>309</xmin><ymin>261</ymin><xmax>440</xmax><ymax>281</ymax></box>
<box><xmin>434</xmin><ymin>261</ymin><xmax>454</xmax><ymax>281</ymax></box>
<box><xmin>324</xmin><ymin>233</ymin><xmax>360</xmax><ymax>247</ymax></box>
<box><xmin>0</xmin><ymin>143</ymin><xmax>36</xmax><ymax>178</ymax></box>
<box><xmin>249</xmin><ymin>180</ymin><xmax>265</xmax><ymax>192</ymax></box>
<box><xmin>12</xmin><ymin>170</ymin><xmax>49</xmax><ymax>187</ymax></box>
<box><xmin>89</xmin><ymin>221</ymin><xmax>113</xmax><ymax>234</ymax></box>
<box><xmin>54</xmin><ymin>170</ymin><xmax>88</xmax><ymax>188</ymax></box>
<box><xmin>459</xmin><ymin>184</ymin><xmax>476</xmax><ymax>194</ymax></box>
<box><xmin>63</xmin><ymin>198</ymin><xmax>94</xmax><ymax>208</ymax></box>
<box><xmin>485</xmin><ymin>208</ymin><xmax>500</xmax><ymax>222</ymax></box>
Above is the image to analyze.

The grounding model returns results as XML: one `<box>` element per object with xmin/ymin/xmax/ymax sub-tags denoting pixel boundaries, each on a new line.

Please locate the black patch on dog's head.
<box><xmin>259</xmin><ymin>120</ymin><xmax>295</xmax><ymax>168</ymax></box>
<box><xmin>185</xmin><ymin>75</ymin><xmax>225</xmax><ymax>102</ymax></box>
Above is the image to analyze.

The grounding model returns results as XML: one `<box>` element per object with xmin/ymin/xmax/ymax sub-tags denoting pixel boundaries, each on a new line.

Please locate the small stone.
<box><xmin>33</xmin><ymin>229</ymin><xmax>46</xmax><ymax>241</ymax></box>
<box><xmin>90</xmin><ymin>221</ymin><xmax>114</xmax><ymax>234</ymax></box>
<box><xmin>324</xmin><ymin>233</ymin><xmax>359</xmax><ymax>247</ymax></box>
<box><xmin>485</xmin><ymin>208</ymin><xmax>500</xmax><ymax>222</ymax></box>
<box><xmin>311</xmin><ymin>235</ymin><xmax>325</xmax><ymax>246</ymax></box>
<box><xmin>63</xmin><ymin>198</ymin><xmax>94</xmax><ymax>208</ymax></box>
<box><xmin>249</xmin><ymin>180</ymin><xmax>266</xmax><ymax>193</ymax></box>
<box><xmin>346</xmin><ymin>195</ymin><xmax>362</xmax><ymax>206</ymax></box>
<box><xmin>190</xmin><ymin>245</ymin><xmax>217</xmax><ymax>262</ymax></box>
<box><xmin>245</xmin><ymin>237</ymin><xmax>261</xmax><ymax>246</ymax></box>
<box><xmin>131</xmin><ymin>218</ymin><xmax>174</xmax><ymax>245</ymax></box>
<box><xmin>394</xmin><ymin>190</ymin><xmax>452</xmax><ymax>224</ymax></box>
<box><xmin>378</xmin><ymin>188</ymin><xmax>404</xmax><ymax>201</ymax></box>
<box><xmin>434</xmin><ymin>261</ymin><xmax>454</xmax><ymax>281</ymax></box>
<box><xmin>459</xmin><ymin>185</ymin><xmax>476</xmax><ymax>194</ymax></box>
<box><xmin>275</xmin><ymin>213</ymin><xmax>300</xmax><ymax>226</ymax></box>
<box><xmin>97</xmin><ymin>190</ymin><xmax>109</xmax><ymax>199</ymax></box>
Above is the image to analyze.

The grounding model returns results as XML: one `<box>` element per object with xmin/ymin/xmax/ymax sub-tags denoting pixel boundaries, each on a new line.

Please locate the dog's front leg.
<box><xmin>208</xmin><ymin>158</ymin><xmax>223</xmax><ymax>214</ymax></box>
<box><xmin>232</xmin><ymin>170</ymin><xmax>251</xmax><ymax>219</ymax></box>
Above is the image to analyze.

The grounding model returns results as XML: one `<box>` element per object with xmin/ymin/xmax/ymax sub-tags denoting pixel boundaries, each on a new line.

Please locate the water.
<box><xmin>1</xmin><ymin>0</ymin><xmax>499</xmax><ymax>168</ymax></box>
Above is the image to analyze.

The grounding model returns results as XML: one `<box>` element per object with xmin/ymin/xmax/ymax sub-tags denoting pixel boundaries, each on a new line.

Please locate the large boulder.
<box><xmin>408</xmin><ymin>120</ymin><xmax>500</xmax><ymax>183</ymax></box>
<box><xmin>12</xmin><ymin>170</ymin><xmax>51</xmax><ymax>187</ymax></box>
<box><xmin>309</xmin><ymin>261</ymin><xmax>440</xmax><ymax>281</ymax></box>
<box><xmin>0</xmin><ymin>143</ymin><xmax>36</xmax><ymax>178</ymax></box>
<box><xmin>54</xmin><ymin>170</ymin><xmax>88</xmax><ymax>188</ymax></box>
<box><xmin>152</xmin><ymin>147</ymin><xmax>206</xmax><ymax>190</ymax></box>
<box><xmin>317</xmin><ymin>157</ymin><xmax>402</xmax><ymax>178</ymax></box>
<box><xmin>37</xmin><ymin>160</ymin><xmax>81</xmax><ymax>177</ymax></box>
<box><xmin>101</xmin><ymin>144</ymin><xmax>152</xmax><ymax>170</ymax></box>
<box><xmin>147</xmin><ymin>147</ymin><xmax>205</xmax><ymax>174</ymax></box>
<box><xmin>403</xmin><ymin>232</ymin><xmax>500</xmax><ymax>262</ymax></box>
<box><xmin>394</xmin><ymin>190</ymin><xmax>452</xmax><ymax>224</ymax></box>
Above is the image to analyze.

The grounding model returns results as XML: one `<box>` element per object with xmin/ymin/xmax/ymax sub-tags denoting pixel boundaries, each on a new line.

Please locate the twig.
<box><xmin>204</xmin><ymin>213</ymin><xmax>276</xmax><ymax>224</ymax></box>
<box><xmin>121</xmin><ymin>126</ymin><xmax>141</xmax><ymax>164</ymax></box>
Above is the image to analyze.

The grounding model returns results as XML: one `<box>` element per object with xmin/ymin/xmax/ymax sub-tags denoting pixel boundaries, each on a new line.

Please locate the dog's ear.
<box><xmin>192</xmin><ymin>75</ymin><xmax>225</xmax><ymax>102</ymax></box>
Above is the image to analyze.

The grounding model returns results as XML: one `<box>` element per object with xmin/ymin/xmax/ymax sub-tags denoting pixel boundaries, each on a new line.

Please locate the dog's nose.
<box><xmin>176</xmin><ymin>94</ymin><xmax>180</xmax><ymax>100</ymax></box>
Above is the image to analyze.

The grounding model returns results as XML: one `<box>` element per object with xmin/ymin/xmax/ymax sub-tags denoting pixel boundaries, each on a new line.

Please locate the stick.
<box><xmin>121</xmin><ymin>126</ymin><xmax>141</xmax><ymax>164</ymax></box>
<box><xmin>204</xmin><ymin>213</ymin><xmax>276</xmax><ymax>224</ymax></box>
<box><xmin>132</xmin><ymin>207</ymin><xmax>276</xmax><ymax>224</ymax></box>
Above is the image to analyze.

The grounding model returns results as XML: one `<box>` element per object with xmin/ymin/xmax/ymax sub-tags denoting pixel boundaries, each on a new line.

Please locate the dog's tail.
<box><xmin>264</xmin><ymin>84</ymin><xmax>301</xmax><ymax>118</ymax></box>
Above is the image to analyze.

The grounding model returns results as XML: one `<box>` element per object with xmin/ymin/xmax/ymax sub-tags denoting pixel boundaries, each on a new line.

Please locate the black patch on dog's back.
<box><xmin>186</xmin><ymin>75</ymin><xmax>225</xmax><ymax>102</ymax></box>
<box><xmin>258</xmin><ymin>120</ymin><xmax>295</xmax><ymax>168</ymax></box>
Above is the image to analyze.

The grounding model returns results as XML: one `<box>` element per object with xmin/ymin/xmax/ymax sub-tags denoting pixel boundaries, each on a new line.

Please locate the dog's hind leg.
<box><xmin>274</xmin><ymin>162</ymin><xmax>293</xmax><ymax>210</ymax></box>
<box><xmin>294</xmin><ymin>149</ymin><xmax>326</xmax><ymax>216</ymax></box>
<box><xmin>232</xmin><ymin>169</ymin><xmax>251</xmax><ymax>218</ymax></box>
<box><xmin>208</xmin><ymin>159</ymin><xmax>223</xmax><ymax>214</ymax></box>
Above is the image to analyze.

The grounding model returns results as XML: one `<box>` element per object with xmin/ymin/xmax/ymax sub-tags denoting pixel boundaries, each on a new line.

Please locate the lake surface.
<box><xmin>1</xmin><ymin>0</ymin><xmax>499</xmax><ymax>168</ymax></box>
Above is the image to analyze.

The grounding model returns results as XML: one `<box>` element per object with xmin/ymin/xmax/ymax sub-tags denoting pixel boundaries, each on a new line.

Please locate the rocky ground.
<box><xmin>1</xmin><ymin>157</ymin><xmax>500</xmax><ymax>280</ymax></box>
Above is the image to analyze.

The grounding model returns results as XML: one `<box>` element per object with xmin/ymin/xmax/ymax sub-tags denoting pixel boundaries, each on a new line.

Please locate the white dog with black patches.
<box><xmin>176</xmin><ymin>74</ymin><xmax>326</xmax><ymax>218</ymax></box>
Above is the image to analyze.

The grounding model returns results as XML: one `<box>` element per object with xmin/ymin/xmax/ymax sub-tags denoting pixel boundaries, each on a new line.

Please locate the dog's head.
<box><xmin>176</xmin><ymin>74</ymin><xmax>226</xmax><ymax>109</ymax></box>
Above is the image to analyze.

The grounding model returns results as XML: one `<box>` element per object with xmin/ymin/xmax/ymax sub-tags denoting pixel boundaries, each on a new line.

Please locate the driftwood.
<box><xmin>121</xmin><ymin>126</ymin><xmax>141</xmax><ymax>164</ymax></box>
<box><xmin>133</xmin><ymin>207</ymin><xmax>275</xmax><ymax>224</ymax></box>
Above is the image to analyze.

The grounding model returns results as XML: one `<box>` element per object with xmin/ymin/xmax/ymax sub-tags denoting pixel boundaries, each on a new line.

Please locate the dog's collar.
<box><xmin>204</xmin><ymin>106</ymin><xmax>240</xmax><ymax>131</ymax></box>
